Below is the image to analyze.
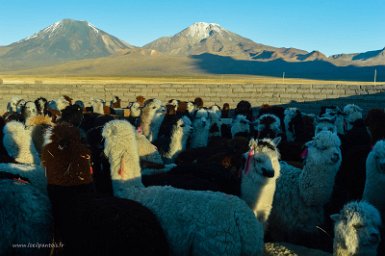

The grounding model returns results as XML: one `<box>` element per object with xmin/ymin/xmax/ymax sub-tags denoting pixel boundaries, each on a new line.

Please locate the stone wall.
<box><xmin>1</xmin><ymin>83</ymin><xmax>385</xmax><ymax>114</ymax></box>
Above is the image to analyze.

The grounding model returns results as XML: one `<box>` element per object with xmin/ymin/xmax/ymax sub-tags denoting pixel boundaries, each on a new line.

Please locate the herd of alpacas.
<box><xmin>0</xmin><ymin>95</ymin><xmax>384</xmax><ymax>255</ymax></box>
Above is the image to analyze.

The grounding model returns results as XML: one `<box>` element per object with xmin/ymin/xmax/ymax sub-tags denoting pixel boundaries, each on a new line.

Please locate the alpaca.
<box><xmin>315</xmin><ymin>116</ymin><xmax>337</xmax><ymax>135</ymax></box>
<box><xmin>190</xmin><ymin>108</ymin><xmax>211</xmax><ymax>148</ymax></box>
<box><xmin>6</xmin><ymin>96</ymin><xmax>21</xmax><ymax>113</ymax></box>
<box><xmin>343</xmin><ymin>104</ymin><xmax>363</xmax><ymax>132</ymax></box>
<box><xmin>268</xmin><ymin>131</ymin><xmax>342</xmax><ymax>247</ymax></box>
<box><xmin>34</xmin><ymin>97</ymin><xmax>48</xmax><ymax>116</ymax></box>
<box><xmin>102</xmin><ymin>120</ymin><xmax>264</xmax><ymax>256</ymax></box>
<box><xmin>320</xmin><ymin>106</ymin><xmax>345</xmax><ymax>135</ymax></box>
<box><xmin>284</xmin><ymin>107</ymin><xmax>301</xmax><ymax>142</ymax></box>
<box><xmin>89</xmin><ymin>98</ymin><xmax>106</xmax><ymax>115</ymax></box>
<box><xmin>331</xmin><ymin>201</ymin><xmax>381</xmax><ymax>256</ymax></box>
<box><xmin>150</xmin><ymin>105</ymin><xmax>166</xmax><ymax>142</ymax></box>
<box><xmin>363</xmin><ymin>140</ymin><xmax>385</xmax><ymax>219</ymax></box>
<box><xmin>242</xmin><ymin>137</ymin><xmax>281</xmax><ymax>226</ymax></box>
<box><xmin>168</xmin><ymin>99</ymin><xmax>179</xmax><ymax>112</ymax></box>
<box><xmin>127</xmin><ymin>101</ymin><xmax>142</xmax><ymax>127</ymax></box>
<box><xmin>140</xmin><ymin>98</ymin><xmax>162</xmax><ymax>139</ymax></box>
<box><xmin>231</xmin><ymin>114</ymin><xmax>251</xmax><ymax>138</ymax></box>
<box><xmin>110</xmin><ymin>96</ymin><xmax>121</xmax><ymax>108</ymax></box>
<box><xmin>162</xmin><ymin>116</ymin><xmax>193</xmax><ymax>161</ymax></box>
<box><xmin>253</xmin><ymin>113</ymin><xmax>282</xmax><ymax>139</ymax></box>
<box><xmin>25</xmin><ymin>115</ymin><xmax>54</xmax><ymax>155</ymax></box>
<box><xmin>208</xmin><ymin>105</ymin><xmax>222</xmax><ymax>138</ymax></box>
<box><xmin>42</xmin><ymin>123</ymin><xmax>169</xmax><ymax>255</ymax></box>
<box><xmin>49</xmin><ymin>96</ymin><xmax>72</xmax><ymax>112</ymax></box>
<box><xmin>16</xmin><ymin>99</ymin><xmax>26</xmax><ymax>114</ymax></box>
<box><xmin>0</xmin><ymin>121</ymin><xmax>52</xmax><ymax>255</ymax></box>
<box><xmin>21</xmin><ymin>101</ymin><xmax>37</xmax><ymax>120</ymax></box>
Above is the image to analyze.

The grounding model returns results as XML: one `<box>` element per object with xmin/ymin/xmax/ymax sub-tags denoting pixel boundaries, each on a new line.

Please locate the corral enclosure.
<box><xmin>1</xmin><ymin>83</ymin><xmax>385</xmax><ymax>114</ymax></box>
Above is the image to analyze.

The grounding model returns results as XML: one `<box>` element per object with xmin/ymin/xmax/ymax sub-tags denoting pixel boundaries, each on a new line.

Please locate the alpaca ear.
<box><xmin>272</xmin><ymin>136</ymin><xmax>282</xmax><ymax>146</ymax></box>
<box><xmin>248</xmin><ymin>138</ymin><xmax>256</xmax><ymax>148</ymax></box>
<box><xmin>330</xmin><ymin>214</ymin><xmax>340</xmax><ymax>222</ymax></box>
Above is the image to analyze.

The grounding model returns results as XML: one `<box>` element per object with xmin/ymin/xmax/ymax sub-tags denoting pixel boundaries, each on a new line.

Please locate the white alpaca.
<box><xmin>363</xmin><ymin>140</ymin><xmax>385</xmax><ymax>219</ymax></box>
<box><xmin>163</xmin><ymin>116</ymin><xmax>193</xmax><ymax>161</ymax></box>
<box><xmin>0</xmin><ymin>121</ymin><xmax>52</xmax><ymax>255</ymax></box>
<box><xmin>190</xmin><ymin>108</ymin><xmax>211</xmax><ymax>148</ymax></box>
<box><xmin>331</xmin><ymin>201</ymin><xmax>381</xmax><ymax>256</ymax></box>
<box><xmin>6</xmin><ymin>96</ymin><xmax>21</xmax><ymax>113</ymax></box>
<box><xmin>187</xmin><ymin>101</ymin><xmax>196</xmax><ymax>115</ymax></box>
<box><xmin>208</xmin><ymin>105</ymin><xmax>222</xmax><ymax>138</ymax></box>
<box><xmin>49</xmin><ymin>96</ymin><xmax>71</xmax><ymax>112</ymax></box>
<box><xmin>241</xmin><ymin>137</ymin><xmax>281</xmax><ymax>227</ymax></box>
<box><xmin>231</xmin><ymin>114</ymin><xmax>250</xmax><ymax>138</ymax></box>
<box><xmin>102</xmin><ymin>120</ymin><xmax>264</xmax><ymax>256</ymax></box>
<box><xmin>150</xmin><ymin>105</ymin><xmax>166</xmax><ymax>142</ymax></box>
<box><xmin>22</xmin><ymin>101</ymin><xmax>38</xmax><ymax>121</ymax></box>
<box><xmin>140</xmin><ymin>99</ymin><xmax>162</xmax><ymax>139</ymax></box>
<box><xmin>343</xmin><ymin>104</ymin><xmax>363</xmax><ymax>132</ymax></box>
<box><xmin>127</xmin><ymin>102</ymin><xmax>141</xmax><ymax>118</ymax></box>
<box><xmin>321</xmin><ymin>106</ymin><xmax>345</xmax><ymax>135</ymax></box>
<box><xmin>90</xmin><ymin>98</ymin><xmax>105</xmax><ymax>114</ymax></box>
<box><xmin>268</xmin><ymin>131</ymin><xmax>342</xmax><ymax>243</ymax></box>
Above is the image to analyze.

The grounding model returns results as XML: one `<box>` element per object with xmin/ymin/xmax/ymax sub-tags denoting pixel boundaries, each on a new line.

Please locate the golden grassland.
<box><xmin>1</xmin><ymin>74</ymin><xmax>383</xmax><ymax>85</ymax></box>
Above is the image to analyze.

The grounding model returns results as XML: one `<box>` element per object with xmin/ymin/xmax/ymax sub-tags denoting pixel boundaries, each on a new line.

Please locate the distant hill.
<box><xmin>0</xmin><ymin>19</ymin><xmax>131</xmax><ymax>70</ymax></box>
<box><xmin>0</xmin><ymin>19</ymin><xmax>384</xmax><ymax>81</ymax></box>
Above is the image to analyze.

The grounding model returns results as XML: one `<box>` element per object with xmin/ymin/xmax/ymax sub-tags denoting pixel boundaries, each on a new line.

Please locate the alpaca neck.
<box><xmin>16</xmin><ymin>140</ymin><xmax>40</xmax><ymax>165</ymax></box>
<box><xmin>284</xmin><ymin>116</ymin><xmax>295</xmax><ymax>142</ymax></box>
<box><xmin>112</xmin><ymin>177</ymin><xmax>144</xmax><ymax>199</ymax></box>
<box><xmin>141</xmin><ymin>109</ymin><xmax>156</xmax><ymax>138</ymax></box>
<box><xmin>150</xmin><ymin>113</ymin><xmax>165</xmax><ymax>142</ymax></box>
<box><xmin>164</xmin><ymin>129</ymin><xmax>187</xmax><ymax>160</ymax></box>
<box><xmin>241</xmin><ymin>157</ymin><xmax>280</xmax><ymax>224</ymax></box>
<box><xmin>190</xmin><ymin>125</ymin><xmax>209</xmax><ymax>148</ymax></box>
<box><xmin>299</xmin><ymin>158</ymin><xmax>338</xmax><ymax>206</ymax></box>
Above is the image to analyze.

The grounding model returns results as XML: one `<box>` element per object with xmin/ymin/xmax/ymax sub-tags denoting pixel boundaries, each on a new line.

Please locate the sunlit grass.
<box><xmin>1</xmin><ymin>74</ymin><xmax>382</xmax><ymax>85</ymax></box>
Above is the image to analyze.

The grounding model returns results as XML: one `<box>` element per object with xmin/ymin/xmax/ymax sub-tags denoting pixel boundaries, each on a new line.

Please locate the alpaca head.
<box><xmin>369</xmin><ymin>139</ymin><xmax>385</xmax><ymax>173</ymax></box>
<box><xmin>89</xmin><ymin>98</ymin><xmax>106</xmax><ymax>114</ymax></box>
<box><xmin>102</xmin><ymin>120</ymin><xmax>140</xmax><ymax>180</ymax></box>
<box><xmin>3</xmin><ymin>121</ymin><xmax>39</xmax><ymax>164</ymax></box>
<box><xmin>42</xmin><ymin>123</ymin><xmax>93</xmax><ymax>186</ymax></box>
<box><xmin>331</xmin><ymin>201</ymin><xmax>381</xmax><ymax>256</ymax></box>
<box><xmin>7</xmin><ymin>97</ymin><xmax>21</xmax><ymax>113</ymax></box>
<box><xmin>52</xmin><ymin>96</ymin><xmax>72</xmax><ymax>112</ymax></box>
<box><xmin>284</xmin><ymin>107</ymin><xmax>301</xmax><ymax>142</ymax></box>
<box><xmin>209</xmin><ymin>105</ymin><xmax>222</xmax><ymax>118</ymax></box>
<box><xmin>172</xmin><ymin>116</ymin><xmax>193</xmax><ymax>139</ymax></box>
<box><xmin>305</xmin><ymin>130</ymin><xmax>341</xmax><ymax>166</ymax></box>
<box><xmin>192</xmin><ymin>108</ymin><xmax>210</xmax><ymax>129</ymax></box>
<box><xmin>244</xmin><ymin>137</ymin><xmax>281</xmax><ymax>182</ymax></box>
<box><xmin>253</xmin><ymin>114</ymin><xmax>282</xmax><ymax>139</ymax></box>
<box><xmin>74</xmin><ymin>100</ymin><xmax>85</xmax><ymax>110</ymax></box>
<box><xmin>128</xmin><ymin>102</ymin><xmax>141</xmax><ymax>118</ymax></box>
<box><xmin>168</xmin><ymin>99</ymin><xmax>179</xmax><ymax>111</ymax></box>
<box><xmin>110</xmin><ymin>96</ymin><xmax>121</xmax><ymax>108</ymax></box>
<box><xmin>16</xmin><ymin>99</ymin><xmax>26</xmax><ymax>114</ymax></box>
<box><xmin>142</xmin><ymin>98</ymin><xmax>162</xmax><ymax>116</ymax></box>
<box><xmin>186</xmin><ymin>101</ymin><xmax>196</xmax><ymax>114</ymax></box>
<box><xmin>34</xmin><ymin>97</ymin><xmax>48</xmax><ymax>115</ymax></box>
<box><xmin>343</xmin><ymin>104</ymin><xmax>363</xmax><ymax>132</ymax></box>
<box><xmin>315</xmin><ymin>116</ymin><xmax>337</xmax><ymax>135</ymax></box>
<box><xmin>22</xmin><ymin>101</ymin><xmax>38</xmax><ymax>120</ymax></box>
<box><xmin>231</xmin><ymin>114</ymin><xmax>251</xmax><ymax>138</ymax></box>
<box><xmin>60</xmin><ymin>104</ymin><xmax>84</xmax><ymax>127</ymax></box>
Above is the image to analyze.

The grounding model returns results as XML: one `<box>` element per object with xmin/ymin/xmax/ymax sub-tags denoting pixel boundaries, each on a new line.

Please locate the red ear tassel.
<box><xmin>244</xmin><ymin>147</ymin><xmax>255</xmax><ymax>175</ymax></box>
<box><xmin>118</xmin><ymin>155</ymin><xmax>125</xmax><ymax>178</ymax></box>
<box><xmin>300</xmin><ymin>147</ymin><xmax>308</xmax><ymax>159</ymax></box>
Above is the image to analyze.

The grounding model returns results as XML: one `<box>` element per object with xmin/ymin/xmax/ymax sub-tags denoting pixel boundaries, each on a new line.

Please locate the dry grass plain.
<box><xmin>1</xmin><ymin>74</ymin><xmax>383</xmax><ymax>85</ymax></box>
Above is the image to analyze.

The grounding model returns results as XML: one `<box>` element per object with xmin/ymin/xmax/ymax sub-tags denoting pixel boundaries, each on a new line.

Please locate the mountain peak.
<box><xmin>182</xmin><ymin>22</ymin><xmax>224</xmax><ymax>40</ymax></box>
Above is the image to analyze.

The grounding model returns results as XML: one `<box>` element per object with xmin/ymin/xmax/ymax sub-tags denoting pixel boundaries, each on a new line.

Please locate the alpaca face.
<box><xmin>7</xmin><ymin>97</ymin><xmax>21</xmax><ymax>113</ymax></box>
<box><xmin>332</xmin><ymin>201</ymin><xmax>381</xmax><ymax>255</ymax></box>
<box><xmin>35</xmin><ymin>98</ymin><xmax>48</xmax><ymax>115</ymax></box>
<box><xmin>315</xmin><ymin>117</ymin><xmax>337</xmax><ymax>135</ymax></box>
<box><xmin>173</xmin><ymin>117</ymin><xmax>193</xmax><ymax>137</ymax></box>
<box><xmin>306</xmin><ymin>131</ymin><xmax>341</xmax><ymax>166</ymax></box>
<box><xmin>16</xmin><ymin>99</ymin><xmax>26</xmax><ymax>114</ymax></box>
<box><xmin>23</xmin><ymin>101</ymin><xmax>37</xmax><ymax>119</ymax></box>
<box><xmin>231</xmin><ymin>115</ymin><xmax>250</xmax><ymax>138</ymax></box>
<box><xmin>254</xmin><ymin>114</ymin><xmax>281</xmax><ymax>139</ymax></box>
<box><xmin>128</xmin><ymin>102</ymin><xmax>141</xmax><ymax>117</ymax></box>
<box><xmin>343</xmin><ymin>104</ymin><xmax>363</xmax><ymax>131</ymax></box>
<box><xmin>193</xmin><ymin>109</ymin><xmax>210</xmax><ymax>128</ymax></box>
<box><xmin>187</xmin><ymin>102</ymin><xmax>196</xmax><ymax>113</ymax></box>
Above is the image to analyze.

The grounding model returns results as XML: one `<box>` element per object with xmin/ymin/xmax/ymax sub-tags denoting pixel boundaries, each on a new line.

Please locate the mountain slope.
<box><xmin>330</xmin><ymin>47</ymin><xmax>385</xmax><ymax>66</ymax></box>
<box><xmin>0</xmin><ymin>19</ymin><xmax>132</xmax><ymax>70</ymax></box>
<box><xmin>144</xmin><ymin>22</ymin><xmax>276</xmax><ymax>59</ymax></box>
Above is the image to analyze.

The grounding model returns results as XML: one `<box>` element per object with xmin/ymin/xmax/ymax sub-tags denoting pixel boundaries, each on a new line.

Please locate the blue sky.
<box><xmin>1</xmin><ymin>0</ymin><xmax>384</xmax><ymax>56</ymax></box>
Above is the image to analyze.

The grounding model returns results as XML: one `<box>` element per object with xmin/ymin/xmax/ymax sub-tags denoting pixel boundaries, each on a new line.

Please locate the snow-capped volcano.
<box><xmin>1</xmin><ymin>19</ymin><xmax>131</xmax><ymax>68</ymax></box>
<box><xmin>144</xmin><ymin>22</ymin><xmax>275</xmax><ymax>57</ymax></box>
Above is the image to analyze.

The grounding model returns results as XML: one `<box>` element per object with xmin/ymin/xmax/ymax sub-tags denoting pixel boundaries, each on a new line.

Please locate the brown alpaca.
<box><xmin>41</xmin><ymin>123</ymin><xmax>92</xmax><ymax>186</ymax></box>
